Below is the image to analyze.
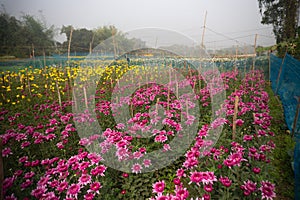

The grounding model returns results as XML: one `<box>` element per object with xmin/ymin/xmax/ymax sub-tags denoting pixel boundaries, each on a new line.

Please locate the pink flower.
<box><xmin>243</xmin><ymin>135</ymin><xmax>253</xmax><ymax>141</ymax></box>
<box><xmin>189</xmin><ymin>171</ymin><xmax>217</xmax><ymax>185</ymax></box>
<box><xmin>154</xmin><ymin>135</ymin><xmax>168</xmax><ymax>143</ymax></box>
<box><xmin>253</xmin><ymin>167</ymin><xmax>261</xmax><ymax>174</ymax></box>
<box><xmin>67</xmin><ymin>183</ymin><xmax>81</xmax><ymax>197</ymax></box>
<box><xmin>24</xmin><ymin>171</ymin><xmax>35</xmax><ymax>179</ymax></box>
<box><xmin>240</xmin><ymin>180</ymin><xmax>257</xmax><ymax>195</ymax></box>
<box><xmin>21</xmin><ymin>141</ymin><xmax>31</xmax><ymax>149</ymax></box>
<box><xmin>79</xmin><ymin>174</ymin><xmax>91</xmax><ymax>185</ymax></box>
<box><xmin>57</xmin><ymin>181</ymin><xmax>68</xmax><ymax>192</ymax></box>
<box><xmin>56</xmin><ymin>142</ymin><xmax>64</xmax><ymax>149</ymax></box>
<box><xmin>84</xmin><ymin>193</ymin><xmax>94</xmax><ymax>200</ymax></box>
<box><xmin>131</xmin><ymin>163</ymin><xmax>142</xmax><ymax>174</ymax></box>
<box><xmin>176</xmin><ymin>168</ymin><xmax>186</xmax><ymax>178</ymax></box>
<box><xmin>89</xmin><ymin>181</ymin><xmax>102</xmax><ymax>193</ymax></box>
<box><xmin>260</xmin><ymin>181</ymin><xmax>276</xmax><ymax>200</ymax></box>
<box><xmin>163</xmin><ymin>144</ymin><xmax>171</xmax><ymax>151</ymax></box>
<box><xmin>133</xmin><ymin>151</ymin><xmax>143</xmax><ymax>159</ymax></box>
<box><xmin>236</xmin><ymin>119</ymin><xmax>244</xmax><ymax>126</ymax></box>
<box><xmin>204</xmin><ymin>184</ymin><xmax>213</xmax><ymax>192</ymax></box>
<box><xmin>143</xmin><ymin>159</ymin><xmax>152</xmax><ymax>168</ymax></box>
<box><xmin>152</xmin><ymin>180</ymin><xmax>165</xmax><ymax>194</ymax></box>
<box><xmin>2</xmin><ymin>147</ymin><xmax>12</xmax><ymax>157</ymax></box>
<box><xmin>21</xmin><ymin>179</ymin><xmax>33</xmax><ymax>189</ymax></box>
<box><xmin>176</xmin><ymin>188</ymin><xmax>189</xmax><ymax>199</ymax></box>
<box><xmin>91</xmin><ymin>165</ymin><xmax>106</xmax><ymax>176</ymax></box>
<box><xmin>4</xmin><ymin>193</ymin><xmax>18</xmax><ymax>200</ymax></box>
<box><xmin>31</xmin><ymin>187</ymin><xmax>46</xmax><ymax>198</ymax></box>
<box><xmin>219</xmin><ymin>176</ymin><xmax>232</xmax><ymax>187</ymax></box>
<box><xmin>3</xmin><ymin>177</ymin><xmax>15</xmax><ymax>191</ymax></box>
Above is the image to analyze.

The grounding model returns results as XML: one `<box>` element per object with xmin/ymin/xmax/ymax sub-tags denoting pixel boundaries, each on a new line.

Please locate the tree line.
<box><xmin>258</xmin><ymin>0</ymin><xmax>300</xmax><ymax>58</ymax></box>
<box><xmin>0</xmin><ymin>12</ymin><xmax>145</xmax><ymax>58</ymax></box>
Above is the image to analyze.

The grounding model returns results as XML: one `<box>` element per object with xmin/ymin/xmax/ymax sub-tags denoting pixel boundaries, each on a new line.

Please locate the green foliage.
<box><xmin>265</xmin><ymin>85</ymin><xmax>295</xmax><ymax>199</ymax></box>
<box><xmin>0</xmin><ymin>12</ymin><xmax>56</xmax><ymax>57</ymax></box>
<box><xmin>258</xmin><ymin>0</ymin><xmax>300</xmax><ymax>58</ymax></box>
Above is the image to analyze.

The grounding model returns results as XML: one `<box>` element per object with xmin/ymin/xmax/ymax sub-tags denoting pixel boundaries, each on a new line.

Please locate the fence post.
<box><xmin>275</xmin><ymin>52</ymin><xmax>287</xmax><ymax>94</ymax></box>
<box><xmin>292</xmin><ymin>97</ymin><xmax>300</xmax><ymax>137</ymax></box>
<box><xmin>0</xmin><ymin>138</ymin><xmax>3</xmax><ymax>200</ymax></box>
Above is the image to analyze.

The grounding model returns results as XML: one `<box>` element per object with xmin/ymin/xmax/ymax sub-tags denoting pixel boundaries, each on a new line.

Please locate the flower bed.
<box><xmin>0</xmin><ymin>63</ymin><xmax>277</xmax><ymax>199</ymax></box>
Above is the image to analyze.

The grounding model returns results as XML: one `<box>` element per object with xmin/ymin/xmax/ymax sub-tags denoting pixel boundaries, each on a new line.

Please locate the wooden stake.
<box><xmin>275</xmin><ymin>52</ymin><xmax>287</xmax><ymax>94</ymax></box>
<box><xmin>156</xmin><ymin>98</ymin><xmax>160</xmax><ymax>113</ymax></box>
<box><xmin>201</xmin><ymin>11</ymin><xmax>207</xmax><ymax>48</ymax></box>
<box><xmin>83</xmin><ymin>86</ymin><xmax>88</xmax><ymax>110</ymax></box>
<box><xmin>72</xmin><ymin>88</ymin><xmax>78</xmax><ymax>112</ymax></box>
<box><xmin>67</xmin><ymin>27</ymin><xmax>73</xmax><ymax>66</ymax></box>
<box><xmin>268</xmin><ymin>50</ymin><xmax>271</xmax><ymax>84</ymax></box>
<box><xmin>186</xmin><ymin>99</ymin><xmax>189</xmax><ymax>116</ymax></box>
<box><xmin>111</xmin><ymin>27</ymin><xmax>117</xmax><ymax>60</ymax></box>
<box><xmin>56</xmin><ymin>80</ymin><xmax>62</xmax><ymax>108</ymax></box>
<box><xmin>292</xmin><ymin>97</ymin><xmax>300</xmax><ymax>137</ymax></box>
<box><xmin>0</xmin><ymin>138</ymin><xmax>3</xmax><ymax>200</ymax></box>
<box><xmin>232</xmin><ymin>95</ymin><xmax>239</xmax><ymax>140</ymax></box>
<box><xmin>252</xmin><ymin>34</ymin><xmax>258</xmax><ymax>71</ymax></box>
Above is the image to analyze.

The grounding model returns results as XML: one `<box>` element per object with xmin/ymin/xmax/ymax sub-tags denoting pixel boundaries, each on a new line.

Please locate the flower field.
<box><xmin>0</xmin><ymin>59</ymin><xmax>293</xmax><ymax>199</ymax></box>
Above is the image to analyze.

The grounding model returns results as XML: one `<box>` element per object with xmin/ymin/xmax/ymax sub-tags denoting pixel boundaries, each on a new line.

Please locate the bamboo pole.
<box><xmin>268</xmin><ymin>50</ymin><xmax>271</xmax><ymax>84</ymax></box>
<box><xmin>252</xmin><ymin>34</ymin><xmax>258</xmax><ymax>71</ymax></box>
<box><xmin>232</xmin><ymin>95</ymin><xmax>239</xmax><ymax>140</ymax></box>
<box><xmin>0</xmin><ymin>138</ymin><xmax>3</xmax><ymax>200</ymax></box>
<box><xmin>292</xmin><ymin>97</ymin><xmax>300</xmax><ymax>137</ymax></box>
<box><xmin>156</xmin><ymin>98</ymin><xmax>160</xmax><ymax>113</ymax></box>
<box><xmin>275</xmin><ymin>52</ymin><xmax>287</xmax><ymax>94</ymax></box>
<box><xmin>83</xmin><ymin>86</ymin><xmax>88</xmax><ymax>110</ymax></box>
<box><xmin>201</xmin><ymin>11</ymin><xmax>207</xmax><ymax>48</ymax></box>
<box><xmin>55</xmin><ymin>80</ymin><xmax>62</xmax><ymax>108</ymax></box>
<box><xmin>72</xmin><ymin>88</ymin><xmax>78</xmax><ymax>112</ymax></box>
<box><xmin>67</xmin><ymin>27</ymin><xmax>73</xmax><ymax>66</ymax></box>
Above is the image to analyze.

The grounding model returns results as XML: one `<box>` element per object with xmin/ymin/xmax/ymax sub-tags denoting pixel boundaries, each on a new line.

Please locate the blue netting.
<box><xmin>295</xmin><ymin>134</ymin><xmax>300</xmax><ymax>199</ymax></box>
<box><xmin>270</xmin><ymin>54</ymin><xmax>282</xmax><ymax>91</ymax></box>
<box><xmin>270</xmin><ymin>53</ymin><xmax>300</xmax><ymax>199</ymax></box>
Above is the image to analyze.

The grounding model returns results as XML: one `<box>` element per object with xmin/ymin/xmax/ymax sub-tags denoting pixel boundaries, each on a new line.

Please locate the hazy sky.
<box><xmin>1</xmin><ymin>0</ymin><xmax>276</xmax><ymax>49</ymax></box>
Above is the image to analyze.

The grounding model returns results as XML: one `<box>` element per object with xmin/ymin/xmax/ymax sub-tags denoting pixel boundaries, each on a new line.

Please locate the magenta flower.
<box><xmin>176</xmin><ymin>188</ymin><xmax>189</xmax><ymax>199</ymax></box>
<box><xmin>243</xmin><ymin>135</ymin><xmax>253</xmax><ymax>141</ymax></box>
<box><xmin>176</xmin><ymin>168</ymin><xmax>186</xmax><ymax>178</ymax></box>
<box><xmin>2</xmin><ymin>147</ymin><xmax>12</xmax><ymax>157</ymax></box>
<box><xmin>143</xmin><ymin>159</ymin><xmax>152</xmax><ymax>168</ymax></box>
<box><xmin>235</xmin><ymin>119</ymin><xmax>244</xmax><ymax>126</ymax></box>
<box><xmin>31</xmin><ymin>187</ymin><xmax>46</xmax><ymax>198</ymax></box>
<box><xmin>131</xmin><ymin>163</ymin><xmax>142</xmax><ymax>174</ymax></box>
<box><xmin>260</xmin><ymin>181</ymin><xmax>276</xmax><ymax>200</ymax></box>
<box><xmin>24</xmin><ymin>171</ymin><xmax>35</xmax><ymax>179</ymax></box>
<box><xmin>57</xmin><ymin>181</ymin><xmax>68</xmax><ymax>192</ymax></box>
<box><xmin>252</xmin><ymin>167</ymin><xmax>261</xmax><ymax>174</ymax></box>
<box><xmin>89</xmin><ymin>181</ymin><xmax>102</xmax><ymax>193</ymax></box>
<box><xmin>152</xmin><ymin>180</ymin><xmax>165</xmax><ymax>194</ymax></box>
<box><xmin>79</xmin><ymin>174</ymin><xmax>92</xmax><ymax>186</ymax></box>
<box><xmin>219</xmin><ymin>176</ymin><xmax>232</xmax><ymax>187</ymax></box>
<box><xmin>240</xmin><ymin>180</ymin><xmax>257</xmax><ymax>196</ymax></box>
<box><xmin>204</xmin><ymin>184</ymin><xmax>213</xmax><ymax>192</ymax></box>
<box><xmin>67</xmin><ymin>183</ymin><xmax>81</xmax><ymax>197</ymax></box>
<box><xmin>84</xmin><ymin>192</ymin><xmax>94</xmax><ymax>200</ymax></box>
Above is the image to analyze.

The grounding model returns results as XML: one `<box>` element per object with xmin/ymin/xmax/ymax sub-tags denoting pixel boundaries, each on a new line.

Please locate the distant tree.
<box><xmin>21</xmin><ymin>15</ymin><xmax>55</xmax><ymax>56</ymax></box>
<box><xmin>60</xmin><ymin>25</ymin><xmax>146</xmax><ymax>56</ymax></box>
<box><xmin>0</xmin><ymin>11</ymin><xmax>55</xmax><ymax>57</ymax></box>
<box><xmin>61</xmin><ymin>26</ymin><xmax>93</xmax><ymax>54</ymax></box>
<box><xmin>258</xmin><ymin>0</ymin><xmax>300</xmax><ymax>57</ymax></box>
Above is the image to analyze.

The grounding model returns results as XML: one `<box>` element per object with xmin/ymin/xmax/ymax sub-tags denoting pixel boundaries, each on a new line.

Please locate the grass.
<box><xmin>265</xmin><ymin>83</ymin><xmax>295</xmax><ymax>199</ymax></box>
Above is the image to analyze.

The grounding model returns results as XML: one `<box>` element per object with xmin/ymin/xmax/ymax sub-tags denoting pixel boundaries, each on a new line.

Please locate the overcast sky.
<box><xmin>1</xmin><ymin>0</ymin><xmax>276</xmax><ymax>49</ymax></box>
